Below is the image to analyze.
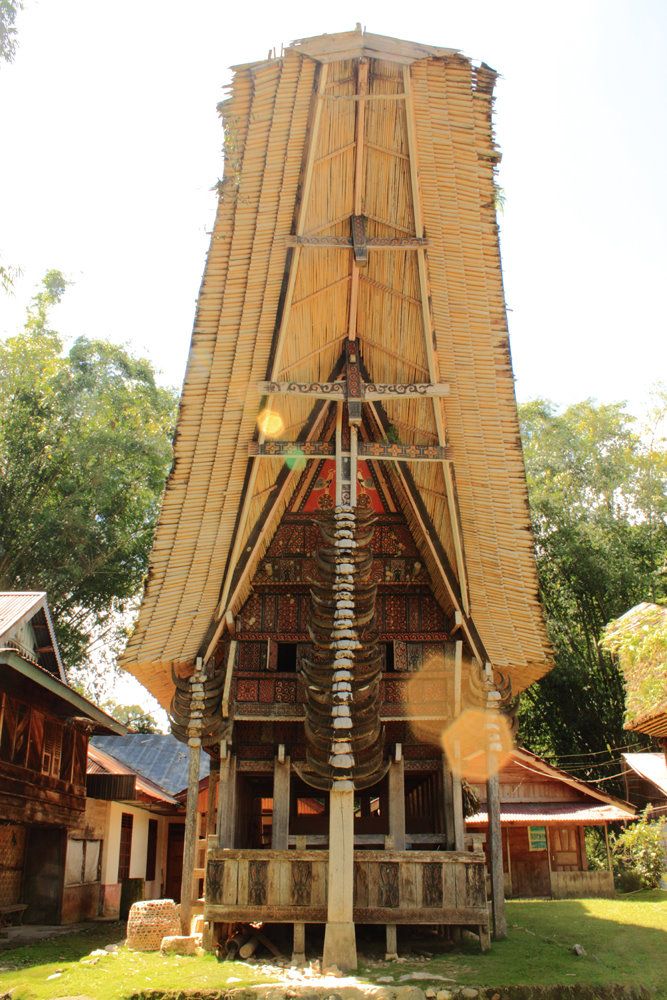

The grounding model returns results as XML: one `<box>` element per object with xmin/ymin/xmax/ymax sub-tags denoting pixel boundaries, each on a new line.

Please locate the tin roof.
<box><xmin>91</xmin><ymin>733</ymin><xmax>209</xmax><ymax>795</ymax></box>
<box><xmin>622</xmin><ymin>752</ymin><xmax>667</xmax><ymax>798</ymax></box>
<box><xmin>87</xmin><ymin>743</ymin><xmax>180</xmax><ymax>805</ymax></box>
<box><xmin>466</xmin><ymin>802</ymin><xmax>633</xmax><ymax>826</ymax></box>
<box><xmin>0</xmin><ymin>591</ymin><xmax>64</xmax><ymax>679</ymax></box>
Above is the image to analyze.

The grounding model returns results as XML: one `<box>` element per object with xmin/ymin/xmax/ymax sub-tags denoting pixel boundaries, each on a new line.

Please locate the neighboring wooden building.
<box><xmin>466</xmin><ymin>748</ymin><xmax>634</xmax><ymax>898</ymax></box>
<box><xmin>121</xmin><ymin>29</ymin><xmax>553</xmax><ymax>966</ymax></box>
<box><xmin>88</xmin><ymin>733</ymin><xmax>209</xmax><ymax>913</ymax></box>
<box><xmin>0</xmin><ymin>592</ymin><xmax>124</xmax><ymax>927</ymax></box>
<box><xmin>83</xmin><ymin>742</ymin><xmax>184</xmax><ymax>920</ymax></box>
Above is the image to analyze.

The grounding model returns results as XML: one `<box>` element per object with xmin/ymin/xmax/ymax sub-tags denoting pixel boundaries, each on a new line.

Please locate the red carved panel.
<box><xmin>236</xmin><ymin>679</ymin><xmax>259</xmax><ymax>702</ymax></box>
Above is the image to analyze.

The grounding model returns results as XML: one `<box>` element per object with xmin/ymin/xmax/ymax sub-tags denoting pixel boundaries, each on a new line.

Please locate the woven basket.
<box><xmin>126</xmin><ymin>898</ymin><xmax>180</xmax><ymax>951</ymax></box>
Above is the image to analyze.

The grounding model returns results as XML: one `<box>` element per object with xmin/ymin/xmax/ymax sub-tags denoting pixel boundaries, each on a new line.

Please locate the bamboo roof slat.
<box><xmin>121</xmin><ymin>33</ymin><xmax>552</xmax><ymax>708</ymax></box>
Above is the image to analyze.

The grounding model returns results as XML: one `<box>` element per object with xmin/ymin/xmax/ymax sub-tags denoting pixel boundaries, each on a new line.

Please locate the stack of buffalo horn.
<box><xmin>170</xmin><ymin>659</ymin><xmax>226</xmax><ymax>747</ymax></box>
<box><xmin>299</xmin><ymin>505</ymin><xmax>387</xmax><ymax>790</ymax></box>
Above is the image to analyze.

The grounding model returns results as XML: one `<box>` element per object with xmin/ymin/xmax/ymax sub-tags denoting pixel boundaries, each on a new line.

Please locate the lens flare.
<box><xmin>404</xmin><ymin>649</ymin><xmax>449</xmax><ymax>748</ymax></box>
<box><xmin>257</xmin><ymin>409</ymin><xmax>284</xmax><ymax>437</ymax></box>
<box><xmin>285</xmin><ymin>450</ymin><xmax>306</xmax><ymax>473</ymax></box>
<box><xmin>442</xmin><ymin>708</ymin><xmax>513</xmax><ymax>783</ymax></box>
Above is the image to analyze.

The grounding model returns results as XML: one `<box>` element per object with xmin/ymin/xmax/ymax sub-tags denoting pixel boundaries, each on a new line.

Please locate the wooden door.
<box><xmin>550</xmin><ymin>827</ymin><xmax>580</xmax><ymax>871</ymax></box>
<box><xmin>165</xmin><ymin>823</ymin><xmax>184</xmax><ymax>902</ymax></box>
<box><xmin>23</xmin><ymin>826</ymin><xmax>66</xmax><ymax>923</ymax></box>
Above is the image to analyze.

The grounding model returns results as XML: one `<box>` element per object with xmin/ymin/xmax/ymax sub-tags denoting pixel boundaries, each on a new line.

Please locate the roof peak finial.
<box><xmin>355</xmin><ymin>22</ymin><xmax>363</xmax><ymax>34</ymax></box>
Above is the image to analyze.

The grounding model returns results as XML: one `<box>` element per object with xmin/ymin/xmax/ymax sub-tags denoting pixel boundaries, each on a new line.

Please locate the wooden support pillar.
<box><xmin>452</xmin><ymin>640</ymin><xmax>464</xmax><ymax>851</ymax></box>
<box><xmin>272</xmin><ymin>749</ymin><xmax>290</xmax><ymax>850</ymax></box>
<box><xmin>452</xmin><ymin>771</ymin><xmax>465</xmax><ymax>851</ymax></box>
<box><xmin>388</xmin><ymin>746</ymin><xmax>406</xmax><ymax>851</ymax></box>
<box><xmin>441</xmin><ymin>753</ymin><xmax>455</xmax><ymax>849</ymax></box>
<box><xmin>180</xmin><ymin>739</ymin><xmax>201</xmax><ymax>935</ymax></box>
<box><xmin>486</xmin><ymin>770</ymin><xmax>507</xmax><ymax>940</ymax></box>
<box><xmin>292</xmin><ymin>922</ymin><xmax>306</xmax><ymax>965</ymax></box>
<box><xmin>323</xmin><ymin>783</ymin><xmax>357</xmax><ymax>971</ymax></box>
<box><xmin>385</xmin><ymin>923</ymin><xmax>398</xmax><ymax>961</ymax></box>
<box><xmin>206</xmin><ymin>761</ymin><xmax>220</xmax><ymax>838</ymax></box>
<box><xmin>604</xmin><ymin>823</ymin><xmax>613</xmax><ymax>873</ymax></box>
<box><xmin>217</xmin><ymin>751</ymin><xmax>237</xmax><ymax>849</ymax></box>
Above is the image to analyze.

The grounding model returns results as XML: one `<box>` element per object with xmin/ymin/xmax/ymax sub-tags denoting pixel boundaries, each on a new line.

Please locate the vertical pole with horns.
<box><xmin>181</xmin><ymin>658</ymin><xmax>205</xmax><ymax>935</ymax></box>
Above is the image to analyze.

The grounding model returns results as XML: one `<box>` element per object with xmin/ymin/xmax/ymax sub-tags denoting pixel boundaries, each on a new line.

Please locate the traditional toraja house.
<box><xmin>121</xmin><ymin>29</ymin><xmax>553</xmax><ymax>967</ymax></box>
<box><xmin>0</xmin><ymin>592</ymin><xmax>124</xmax><ymax>927</ymax></box>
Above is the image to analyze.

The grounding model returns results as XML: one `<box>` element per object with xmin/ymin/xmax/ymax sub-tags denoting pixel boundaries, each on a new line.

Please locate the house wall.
<box><xmin>61</xmin><ymin>798</ymin><xmax>109</xmax><ymax>923</ymax></box>
<box><xmin>95</xmin><ymin>802</ymin><xmax>175</xmax><ymax>918</ymax></box>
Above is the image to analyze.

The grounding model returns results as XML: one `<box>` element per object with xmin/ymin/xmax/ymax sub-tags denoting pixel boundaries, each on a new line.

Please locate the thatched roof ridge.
<box><xmin>121</xmin><ymin>32</ymin><xmax>552</xmax><ymax>707</ymax></box>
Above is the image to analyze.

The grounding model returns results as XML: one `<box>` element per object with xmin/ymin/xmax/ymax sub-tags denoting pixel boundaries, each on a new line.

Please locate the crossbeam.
<box><xmin>258</xmin><ymin>379</ymin><xmax>449</xmax><ymax>399</ymax></box>
<box><xmin>248</xmin><ymin>440</ymin><xmax>450</xmax><ymax>462</ymax></box>
<box><xmin>285</xmin><ymin>235</ymin><xmax>428</xmax><ymax>249</ymax></box>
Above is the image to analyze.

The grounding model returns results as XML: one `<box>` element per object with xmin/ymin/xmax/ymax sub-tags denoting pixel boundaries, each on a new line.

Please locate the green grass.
<box><xmin>0</xmin><ymin>892</ymin><xmax>665</xmax><ymax>999</ymax></box>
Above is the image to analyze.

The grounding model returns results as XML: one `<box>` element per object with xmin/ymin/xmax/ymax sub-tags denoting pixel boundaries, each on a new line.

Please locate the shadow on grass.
<box><xmin>0</xmin><ymin>921</ymin><xmax>125</xmax><ymax>972</ymax></box>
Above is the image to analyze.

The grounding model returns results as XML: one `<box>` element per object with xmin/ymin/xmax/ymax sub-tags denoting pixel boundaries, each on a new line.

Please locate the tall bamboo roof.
<box><xmin>121</xmin><ymin>29</ymin><xmax>552</xmax><ymax>707</ymax></box>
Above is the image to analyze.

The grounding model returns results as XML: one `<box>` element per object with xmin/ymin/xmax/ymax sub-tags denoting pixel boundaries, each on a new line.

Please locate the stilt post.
<box><xmin>323</xmin><ymin>782</ymin><xmax>357</xmax><ymax>971</ymax></box>
<box><xmin>484</xmin><ymin>663</ymin><xmax>507</xmax><ymax>940</ymax></box>
<box><xmin>272</xmin><ymin>746</ymin><xmax>290</xmax><ymax>850</ymax></box>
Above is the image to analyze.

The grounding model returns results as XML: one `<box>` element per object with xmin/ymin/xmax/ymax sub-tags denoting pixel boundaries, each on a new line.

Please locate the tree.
<box><xmin>518</xmin><ymin>397</ymin><xmax>667</xmax><ymax>773</ymax></box>
<box><xmin>0</xmin><ymin>271</ymin><xmax>178</xmax><ymax>684</ymax></box>
<box><xmin>0</xmin><ymin>0</ymin><xmax>22</xmax><ymax>63</ymax></box>
<box><xmin>103</xmin><ymin>701</ymin><xmax>163</xmax><ymax>734</ymax></box>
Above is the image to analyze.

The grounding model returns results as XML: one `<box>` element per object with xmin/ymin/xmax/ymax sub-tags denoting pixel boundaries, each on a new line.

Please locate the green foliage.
<box><xmin>585</xmin><ymin>827</ymin><xmax>610</xmax><ymax>872</ymax></box>
<box><xmin>518</xmin><ymin>397</ymin><xmax>667</xmax><ymax>770</ymax></box>
<box><xmin>0</xmin><ymin>0</ymin><xmax>22</xmax><ymax>63</ymax></box>
<box><xmin>602</xmin><ymin>602</ymin><xmax>667</xmax><ymax>725</ymax></box>
<box><xmin>611</xmin><ymin>808</ymin><xmax>666</xmax><ymax>891</ymax></box>
<box><xmin>102</xmin><ymin>701</ymin><xmax>163</xmax><ymax>733</ymax></box>
<box><xmin>0</xmin><ymin>271</ymin><xmax>178</xmax><ymax>675</ymax></box>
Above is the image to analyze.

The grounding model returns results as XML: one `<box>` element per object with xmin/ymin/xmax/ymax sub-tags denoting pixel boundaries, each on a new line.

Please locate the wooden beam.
<box><xmin>402</xmin><ymin>65</ymin><xmax>470</xmax><ymax>615</ymax></box>
<box><xmin>272</xmin><ymin>751</ymin><xmax>291</xmax><ymax>850</ymax></box>
<box><xmin>285</xmin><ymin>235</ymin><xmax>428</xmax><ymax>249</ymax></box>
<box><xmin>259</xmin><ymin>379</ymin><xmax>448</xmax><ymax>399</ymax></box>
<box><xmin>388</xmin><ymin>749</ymin><xmax>406</xmax><ymax>851</ymax></box>
<box><xmin>248</xmin><ymin>440</ymin><xmax>451</xmax><ymax>462</ymax></box>
<box><xmin>486</xmin><ymin>769</ymin><xmax>507</xmax><ymax>938</ymax></box>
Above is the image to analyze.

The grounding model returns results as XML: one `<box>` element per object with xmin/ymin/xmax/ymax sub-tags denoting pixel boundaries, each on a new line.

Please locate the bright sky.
<box><xmin>1</xmin><ymin>0</ymin><xmax>666</xmax><ymax>719</ymax></box>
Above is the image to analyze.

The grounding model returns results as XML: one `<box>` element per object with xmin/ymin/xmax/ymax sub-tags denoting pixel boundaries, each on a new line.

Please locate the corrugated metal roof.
<box><xmin>91</xmin><ymin>733</ymin><xmax>209</xmax><ymax>795</ymax></box>
<box><xmin>87</xmin><ymin>743</ymin><xmax>180</xmax><ymax>805</ymax></box>
<box><xmin>623</xmin><ymin>753</ymin><xmax>667</xmax><ymax>797</ymax></box>
<box><xmin>0</xmin><ymin>592</ymin><xmax>46</xmax><ymax>643</ymax></box>
<box><xmin>467</xmin><ymin>802</ymin><xmax>633</xmax><ymax>826</ymax></box>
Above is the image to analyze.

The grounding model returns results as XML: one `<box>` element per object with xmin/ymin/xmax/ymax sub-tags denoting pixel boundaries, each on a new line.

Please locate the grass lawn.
<box><xmin>0</xmin><ymin>892</ymin><xmax>665</xmax><ymax>1000</ymax></box>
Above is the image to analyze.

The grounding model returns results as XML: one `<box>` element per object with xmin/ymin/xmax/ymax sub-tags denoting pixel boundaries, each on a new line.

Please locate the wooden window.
<box><xmin>27</xmin><ymin>707</ymin><xmax>44</xmax><ymax>772</ymax></box>
<box><xmin>59</xmin><ymin>726</ymin><xmax>74</xmax><ymax>783</ymax></box>
<box><xmin>0</xmin><ymin>696</ymin><xmax>16</xmax><ymax>762</ymax></box>
<box><xmin>145</xmin><ymin>819</ymin><xmax>158</xmax><ymax>882</ymax></box>
<box><xmin>11</xmin><ymin>703</ymin><xmax>30</xmax><ymax>767</ymax></box>
<box><xmin>118</xmin><ymin>813</ymin><xmax>133</xmax><ymax>880</ymax></box>
<box><xmin>384</xmin><ymin>642</ymin><xmax>395</xmax><ymax>672</ymax></box>
<box><xmin>276</xmin><ymin>642</ymin><xmax>298</xmax><ymax>672</ymax></box>
<box><xmin>42</xmin><ymin>719</ymin><xmax>62</xmax><ymax>778</ymax></box>
<box><xmin>528</xmin><ymin>825</ymin><xmax>548</xmax><ymax>851</ymax></box>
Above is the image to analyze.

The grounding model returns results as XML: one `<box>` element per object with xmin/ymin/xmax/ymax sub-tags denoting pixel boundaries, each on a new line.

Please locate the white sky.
<box><xmin>1</xmin><ymin>0</ymin><xmax>666</xmax><ymax>718</ymax></box>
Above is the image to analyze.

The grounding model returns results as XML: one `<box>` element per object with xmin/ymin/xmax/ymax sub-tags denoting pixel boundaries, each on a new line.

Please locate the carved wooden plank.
<box><xmin>258</xmin><ymin>380</ymin><xmax>345</xmax><ymax>398</ymax></box>
<box><xmin>378</xmin><ymin>862</ymin><xmax>400</xmax><ymax>908</ymax></box>
<box><xmin>354</xmin><ymin>861</ymin><xmax>369</xmax><ymax>909</ymax></box>
<box><xmin>291</xmin><ymin>860</ymin><xmax>312</xmax><ymax>906</ymax></box>
<box><xmin>248</xmin><ymin>441</ymin><xmax>451</xmax><ymax>461</ymax></box>
<box><xmin>248</xmin><ymin>860</ymin><xmax>268</xmax><ymax>906</ymax></box>
<box><xmin>422</xmin><ymin>862</ymin><xmax>444</xmax><ymax>908</ymax></box>
<box><xmin>285</xmin><ymin>235</ymin><xmax>428</xmax><ymax>248</ymax></box>
<box><xmin>206</xmin><ymin>860</ymin><xmax>224</xmax><ymax>905</ymax></box>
